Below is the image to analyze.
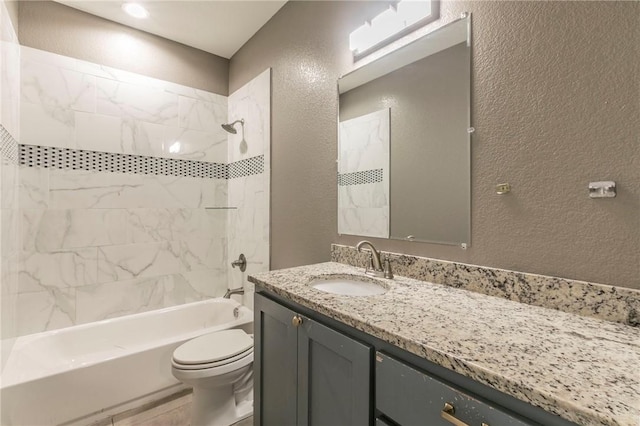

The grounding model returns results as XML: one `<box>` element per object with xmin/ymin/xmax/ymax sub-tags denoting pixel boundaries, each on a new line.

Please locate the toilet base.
<box><xmin>190</xmin><ymin>383</ymin><xmax>253</xmax><ymax>426</ymax></box>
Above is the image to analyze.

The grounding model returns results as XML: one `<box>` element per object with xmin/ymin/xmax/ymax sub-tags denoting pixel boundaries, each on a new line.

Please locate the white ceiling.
<box><xmin>53</xmin><ymin>0</ymin><xmax>288</xmax><ymax>59</ymax></box>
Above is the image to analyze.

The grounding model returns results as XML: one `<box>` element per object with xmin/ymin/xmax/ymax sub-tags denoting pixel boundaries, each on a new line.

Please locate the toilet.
<box><xmin>171</xmin><ymin>329</ymin><xmax>254</xmax><ymax>426</ymax></box>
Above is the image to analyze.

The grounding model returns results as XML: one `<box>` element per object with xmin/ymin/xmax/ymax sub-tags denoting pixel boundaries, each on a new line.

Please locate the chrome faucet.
<box><xmin>356</xmin><ymin>241</ymin><xmax>383</xmax><ymax>274</ymax></box>
<box><xmin>224</xmin><ymin>287</ymin><xmax>245</xmax><ymax>298</ymax></box>
<box><xmin>356</xmin><ymin>241</ymin><xmax>394</xmax><ymax>279</ymax></box>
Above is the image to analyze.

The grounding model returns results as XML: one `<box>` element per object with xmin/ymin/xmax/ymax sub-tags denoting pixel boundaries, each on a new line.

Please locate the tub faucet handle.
<box><xmin>231</xmin><ymin>254</ymin><xmax>247</xmax><ymax>272</ymax></box>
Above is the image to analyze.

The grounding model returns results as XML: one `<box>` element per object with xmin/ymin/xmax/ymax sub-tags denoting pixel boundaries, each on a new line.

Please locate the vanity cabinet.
<box><xmin>376</xmin><ymin>352</ymin><xmax>534</xmax><ymax>426</ymax></box>
<box><xmin>254</xmin><ymin>293</ymin><xmax>372</xmax><ymax>426</ymax></box>
<box><xmin>255</xmin><ymin>290</ymin><xmax>576</xmax><ymax>426</ymax></box>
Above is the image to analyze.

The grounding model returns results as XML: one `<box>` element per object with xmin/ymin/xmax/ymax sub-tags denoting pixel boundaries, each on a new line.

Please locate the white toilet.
<box><xmin>171</xmin><ymin>329</ymin><xmax>254</xmax><ymax>426</ymax></box>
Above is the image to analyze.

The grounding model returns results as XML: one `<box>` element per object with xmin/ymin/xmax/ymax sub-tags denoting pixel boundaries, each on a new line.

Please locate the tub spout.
<box><xmin>224</xmin><ymin>287</ymin><xmax>245</xmax><ymax>299</ymax></box>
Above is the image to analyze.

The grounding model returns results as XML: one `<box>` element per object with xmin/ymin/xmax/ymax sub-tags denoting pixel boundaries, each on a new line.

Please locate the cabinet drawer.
<box><xmin>376</xmin><ymin>352</ymin><xmax>535</xmax><ymax>426</ymax></box>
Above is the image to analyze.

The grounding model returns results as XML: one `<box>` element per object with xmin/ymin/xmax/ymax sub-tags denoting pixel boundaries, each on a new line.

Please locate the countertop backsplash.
<box><xmin>331</xmin><ymin>244</ymin><xmax>640</xmax><ymax>327</ymax></box>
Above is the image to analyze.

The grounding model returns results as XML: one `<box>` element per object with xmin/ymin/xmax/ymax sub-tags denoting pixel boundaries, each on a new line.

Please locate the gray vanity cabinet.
<box><xmin>254</xmin><ymin>293</ymin><xmax>372</xmax><ymax>426</ymax></box>
<box><xmin>376</xmin><ymin>352</ymin><xmax>535</xmax><ymax>426</ymax></box>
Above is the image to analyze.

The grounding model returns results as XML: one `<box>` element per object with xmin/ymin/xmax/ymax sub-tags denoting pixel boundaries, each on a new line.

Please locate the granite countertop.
<box><xmin>249</xmin><ymin>262</ymin><xmax>640</xmax><ymax>426</ymax></box>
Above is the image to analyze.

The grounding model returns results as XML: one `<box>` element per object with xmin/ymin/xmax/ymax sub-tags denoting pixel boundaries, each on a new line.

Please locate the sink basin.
<box><xmin>309</xmin><ymin>274</ymin><xmax>388</xmax><ymax>296</ymax></box>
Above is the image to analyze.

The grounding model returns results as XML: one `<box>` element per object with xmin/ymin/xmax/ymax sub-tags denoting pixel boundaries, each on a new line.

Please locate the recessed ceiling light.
<box><xmin>122</xmin><ymin>2</ymin><xmax>149</xmax><ymax>19</ymax></box>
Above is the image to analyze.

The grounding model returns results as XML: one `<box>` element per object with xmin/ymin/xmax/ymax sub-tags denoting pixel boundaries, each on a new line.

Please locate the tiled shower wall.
<box><xmin>15</xmin><ymin>47</ymin><xmax>232</xmax><ymax>336</ymax></box>
<box><xmin>0</xmin><ymin>0</ymin><xmax>20</xmax><ymax>367</ymax></box>
<box><xmin>227</xmin><ymin>69</ymin><xmax>270</xmax><ymax>312</ymax></box>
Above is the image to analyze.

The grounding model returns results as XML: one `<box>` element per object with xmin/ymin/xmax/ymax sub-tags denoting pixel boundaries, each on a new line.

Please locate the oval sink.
<box><xmin>309</xmin><ymin>275</ymin><xmax>388</xmax><ymax>296</ymax></box>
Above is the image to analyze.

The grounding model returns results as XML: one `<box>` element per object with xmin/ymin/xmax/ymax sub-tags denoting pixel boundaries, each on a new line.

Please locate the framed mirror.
<box><xmin>337</xmin><ymin>14</ymin><xmax>471</xmax><ymax>246</ymax></box>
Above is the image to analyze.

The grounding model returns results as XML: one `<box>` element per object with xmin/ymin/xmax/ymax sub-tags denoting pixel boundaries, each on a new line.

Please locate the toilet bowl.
<box><xmin>171</xmin><ymin>329</ymin><xmax>254</xmax><ymax>426</ymax></box>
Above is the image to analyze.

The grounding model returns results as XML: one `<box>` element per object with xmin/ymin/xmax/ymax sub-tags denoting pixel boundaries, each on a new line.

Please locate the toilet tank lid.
<box><xmin>173</xmin><ymin>329</ymin><xmax>253</xmax><ymax>365</ymax></box>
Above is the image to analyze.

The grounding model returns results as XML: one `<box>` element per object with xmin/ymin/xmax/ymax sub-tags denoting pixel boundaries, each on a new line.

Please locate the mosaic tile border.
<box><xmin>0</xmin><ymin>125</ymin><xmax>19</xmax><ymax>164</ymax></box>
<box><xmin>18</xmin><ymin>143</ymin><xmax>265</xmax><ymax>180</ymax></box>
<box><xmin>228</xmin><ymin>155</ymin><xmax>264</xmax><ymax>179</ymax></box>
<box><xmin>331</xmin><ymin>244</ymin><xmax>640</xmax><ymax>326</ymax></box>
<box><xmin>338</xmin><ymin>169</ymin><xmax>383</xmax><ymax>186</ymax></box>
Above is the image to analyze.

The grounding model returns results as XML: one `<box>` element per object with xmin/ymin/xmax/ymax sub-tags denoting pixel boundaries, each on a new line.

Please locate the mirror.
<box><xmin>337</xmin><ymin>15</ymin><xmax>471</xmax><ymax>246</ymax></box>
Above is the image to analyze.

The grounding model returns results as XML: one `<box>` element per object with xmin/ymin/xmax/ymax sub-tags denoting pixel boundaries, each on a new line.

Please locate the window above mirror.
<box><xmin>349</xmin><ymin>0</ymin><xmax>440</xmax><ymax>61</ymax></box>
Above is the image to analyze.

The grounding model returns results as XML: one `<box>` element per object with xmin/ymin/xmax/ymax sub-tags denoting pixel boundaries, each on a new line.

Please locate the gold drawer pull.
<box><xmin>441</xmin><ymin>402</ymin><xmax>489</xmax><ymax>426</ymax></box>
<box><xmin>292</xmin><ymin>315</ymin><xmax>303</xmax><ymax>327</ymax></box>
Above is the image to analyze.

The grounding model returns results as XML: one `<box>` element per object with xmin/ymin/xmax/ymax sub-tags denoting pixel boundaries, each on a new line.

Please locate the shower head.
<box><xmin>221</xmin><ymin>119</ymin><xmax>244</xmax><ymax>134</ymax></box>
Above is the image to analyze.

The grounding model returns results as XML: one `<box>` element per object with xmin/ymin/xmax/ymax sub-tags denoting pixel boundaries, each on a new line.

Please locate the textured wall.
<box><xmin>230</xmin><ymin>1</ymin><xmax>639</xmax><ymax>289</ymax></box>
<box><xmin>18</xmin><ymin>0</ymin><xmax>229</xmax><ymax>95</ymax></box>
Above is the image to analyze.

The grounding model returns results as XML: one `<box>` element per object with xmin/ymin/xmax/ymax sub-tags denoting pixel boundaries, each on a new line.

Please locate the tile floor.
<box><xmin>90</xmin><ymin>390</ymin><xmax>253</xmax><ymax>426</ymax></box>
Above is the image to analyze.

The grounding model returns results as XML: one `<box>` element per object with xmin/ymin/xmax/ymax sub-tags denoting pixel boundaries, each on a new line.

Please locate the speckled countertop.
<box><xmin>249</xmin><ymin>262</ymin><xmax>640</xmax><ymax>426</ymax></box>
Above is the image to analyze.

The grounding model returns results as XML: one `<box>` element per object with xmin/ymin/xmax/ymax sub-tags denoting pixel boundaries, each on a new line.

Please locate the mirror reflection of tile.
<box><xmin>338</xmin><ymin>108</ymin><xmax>390</xmax><ymax>238</ymax></box>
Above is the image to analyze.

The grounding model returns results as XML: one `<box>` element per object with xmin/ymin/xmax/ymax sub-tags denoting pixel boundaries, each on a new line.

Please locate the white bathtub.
<box><xmin>0</xmin><ymin>298</ymin><xmax>253</xmax><ymax>426</ymax></box>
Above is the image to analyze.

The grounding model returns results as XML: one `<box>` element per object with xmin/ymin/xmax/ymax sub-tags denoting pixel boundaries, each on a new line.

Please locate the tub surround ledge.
<box><xmin>249</xmin><ymin>261</ymin><xmax>640</xmax><ymax>426</ymax></box>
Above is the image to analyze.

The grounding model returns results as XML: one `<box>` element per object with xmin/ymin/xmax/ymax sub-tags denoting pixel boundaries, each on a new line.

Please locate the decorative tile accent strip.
<box><xmin>1</xmin><ymin>125</ymin><xmax>19</xmax><ymax>164</ymax></box>
<box><xmin>338</xmin><ymin>169</ymin><xmax>383</xmax><ymax>186</ymax></box>
<box><xmin>331</xmin><ymin>244</ymin><xmax>640</xmax><ymax>326</ymax></box>
<box><xmin>20</xmin><ymin>144</ymin><xmax>227</xmax><ymax>179</ymax></box>
<box><xmin>228</xmin><ymin>155</ymin><xmax>264</xmax><ymax>179</ymax></box>
<box><xmin>18</xmin><ymin>144</ymin><xmax>266</xmax><ymax>180</ymax></box>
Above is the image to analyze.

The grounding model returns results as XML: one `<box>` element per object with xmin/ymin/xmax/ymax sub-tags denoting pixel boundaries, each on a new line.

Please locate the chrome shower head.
<box><xmin>221</xmin><ymin>119</ymin><xmax>244</xmax><ymax>134</ymax></box>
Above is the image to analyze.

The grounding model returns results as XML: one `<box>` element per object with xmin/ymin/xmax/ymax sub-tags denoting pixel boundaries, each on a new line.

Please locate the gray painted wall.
<box><xmin>5</xmin><ymin>0</ymin><xmax>17</xmax><ymax>33</ymax></box>
<box><xmin>230</xmin><ymin>1</ymin><xmax>639</xmax><ymax>289</ymax></box>
<box><xmin>18</xmin><ymin>0</ymin><xmax>229</xmax><ymax>95</ymax></box>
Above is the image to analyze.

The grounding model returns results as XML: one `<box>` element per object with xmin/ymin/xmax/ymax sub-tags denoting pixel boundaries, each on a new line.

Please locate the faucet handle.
<box><xmin>366</xmin><ymin>252</ymin><xmax>375</xmax><ymax>272</ymax></box>
<box><xmin>383</xmin><ymin>256</ymin><xmax>394</xmax><ymax>279</ymax></box>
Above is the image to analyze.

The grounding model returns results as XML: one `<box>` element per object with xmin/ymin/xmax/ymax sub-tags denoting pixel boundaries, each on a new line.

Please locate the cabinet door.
<box><xmin>297</xmin><ymin>317</ymin><xmax>373</xmax><ymax>426</ymax></box>
<box><xmin>254</xmin><ymin>294</ymin><xmax>299</xmax><ymax>426</ymax></box>
<box><xmin>376</xmin><ymin>352</ymin><xmax>535</xmax><ymax>426</ymax></box>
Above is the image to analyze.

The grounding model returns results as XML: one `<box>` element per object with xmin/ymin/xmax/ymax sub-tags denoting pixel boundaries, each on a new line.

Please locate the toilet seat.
<box><xmin>172</xmin><ymin>329</ymin><xmax>254</xmax><ymax>371</ymax></box>
<box><xmin>173</xmin><ymin>347</ymin><xmax>254</xmax><ymax>370</ymax></box>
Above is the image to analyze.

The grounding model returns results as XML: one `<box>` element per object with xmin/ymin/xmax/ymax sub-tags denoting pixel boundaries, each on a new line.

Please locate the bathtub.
<box><xmin>0</xmin><ymin>298</ymin><xmax>253</xmax><ymax>426</ymax></box>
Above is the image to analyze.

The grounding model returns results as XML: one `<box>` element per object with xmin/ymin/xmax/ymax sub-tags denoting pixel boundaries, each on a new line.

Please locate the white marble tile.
<box><xmin>1</xmin><ymin>154</ymin><xmax>18</xmax><ymax>209</ymax></box>
<box><xmin>338</xmin><ymin>108</ymin><xmax>390</xmax><ymax>238</ymax></box>
<box><xmin>21</xmin><ymin>56</ymin><xmax>95</xmax><ymax>113</ymax></box>
<box><xmin>180</xmin><ymin>236</ymin><xmax>226</xmax><ymax>272</ymax></box>
<box><xmin>21</xmin><ymin>208</ymin><xmax>128</xmax><ymax>251</ymax></box>
<box><xmin>338</xmin><ymin>108</ymin><xmax>390</xmax><ymax>173</ymax></box>
<box><xmin>179</xmin><ymin>95</ymin><xmax>227</xmax><ymax>133</ymax></box>
<box><xmin>163</xmin><ymin>273</ymin><xmax>208</xmax><ymax>306</ymax></box>
<box><xmin>227</xmin><ymin>69</ymin><xmax>270</xmax><ymax>163</ymax></box>
<box><xmin>158</xmin><ymin>175</ymin><xmax>222</xmax><ymax>209</ymax></box>
<box><xmin>338</xmin><ymin>206</ymin><xmax>389</xmax><ymax>238</ymax></box>
<box><xmin>20</xmin><ymin>101</ymin><xmax>75</xmax><ymax>148</ymax></box>
<box><xmin>20</xmin><ymin>46</ymin><xmax>77</xmax><ymax>72</ymax></box>
<box><xmin>338</xmin><ymin>181</ymin><xmax>388</xmax><ymax>209</ymax></box>
<box><xmin>49</xmin><ymin>169</ymin><xmax>219</xmax><ymax>209</ymax></box>
<box><xmin>172</xmin><ymin>209</ymin><xmax>221</xmax><ymax>242</ymax></box>
<box><xmin>1</xmin><ymin>39</ymin><xmax>21</xmax><ymax>139</ymax></box>
<box><xmin>126</xmin><ymin>208</ymin><xmax>185</xmax><ymax>243</ymax></box>
<box><xmin>226</xmin><ymin>69</ymin><xmax>271</xmax><ymax>300</ymax></box>
<box><xmin>16</xmin><ymin>288</ymin><xmax>75</xmax><ymax>335</ymax></box>
<box><xmin>75</xmin><ymin>111</ymin><xmax>124</xmax><ymax>153</ymax></box>
<box><xmin>18</xmin><ymin>165</ymin><xmax>49</xmax><ymax>209</ymax></box>
<box><xmin>1</xmin><ymin>252</ymin><xmax>20</xmax><ymax>341</ymax></box>
<box><xmin>18</xmin><ymin>247</ymin><xmax>98</xmax><ymax>292</ymax></box>
<box><xmin>180</xmin><ymin>268</ymin><xmax>228</xmax><ymax>298</ymax></box>
<box><xmin>75</xmin><ymin>275</ymin><xmax>167</xmax><ymax>323</ymax></box>
<box><xmin>125</xmin><ymin>121</ymin><xmax>227</xmax><ymax>162</ymax></box>
<box><xmin>97</xmin><ymin>241</ymin><xmax>181</xmax><ymax>284</ymax></box>
<box><xmin>1</xmin><ymin>209</ymin><xmax>19</xmax><ymax>259</ymax></box>
<box><xmin>96</xmin><ymin>77</ymin><xmax>179</xmax><ymax>126</ymax></box>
